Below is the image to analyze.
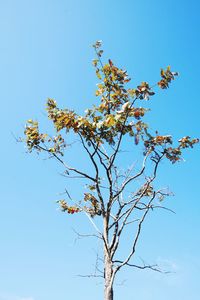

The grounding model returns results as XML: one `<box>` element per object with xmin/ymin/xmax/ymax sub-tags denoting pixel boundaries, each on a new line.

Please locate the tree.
<box><xmin>24</xmin><ymin>41</ymin><xmax>198</xmax><ymax>300</ymax></box>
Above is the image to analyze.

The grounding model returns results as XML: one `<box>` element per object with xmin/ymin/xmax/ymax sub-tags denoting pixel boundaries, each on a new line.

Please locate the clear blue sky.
<box><xmin>0</xmin><ymin>1</ymin><xmax>199</xmax><ymax>299</ymax></box>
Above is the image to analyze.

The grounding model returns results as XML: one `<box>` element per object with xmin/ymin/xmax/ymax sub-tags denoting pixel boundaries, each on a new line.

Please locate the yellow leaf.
<box><xmin>105</xmin><ymin>115</ymin><xmax>116</xmax><ymax>127</ymax></box>
<box><xmin>96</xmin><ymin>70</ymin><xmax>102</xmax><ymax>80</ymax></box>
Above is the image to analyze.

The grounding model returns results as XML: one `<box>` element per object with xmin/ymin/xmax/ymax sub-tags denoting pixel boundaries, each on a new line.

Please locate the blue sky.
<box><xmin>0</xmin><ymin>0</ymin><xmax>199</xmax><ymax>299</ymax></box>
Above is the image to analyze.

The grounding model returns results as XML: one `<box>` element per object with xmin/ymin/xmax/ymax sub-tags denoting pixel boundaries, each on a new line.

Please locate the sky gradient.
<box><xmin>0</xmin><ymin>1</ymin><xmax>199</xmax><ymax>300</ymax></box>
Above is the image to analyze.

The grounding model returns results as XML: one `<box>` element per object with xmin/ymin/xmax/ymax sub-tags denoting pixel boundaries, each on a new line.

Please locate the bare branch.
<box><xmin>108</xmin><ymin>98</ymin><xmax>138</xmax><ymax>170</ymax></box>
<box><xmin>72</xmin><ymin>228</ymin><xmax>101</xmax><ymax>244</ymax></box>
<box><xmin>111</xmin><ymin>153</ymin><xmax>165</xmax><ymax>261</ymax></box>
<box><xmin>37</xmin><ymin>144</ymin><xmax>96</xmax><ymax>182</ymax></box>
<box><xmin>59</xmin><ymin>173</ymin><xmax>86</xmax><ymax>179</ymax></box>
<box><xmin>151</xmin><ymin>205</ymin><xmax>176</xmax><ymax>214</ymax></box>
<box><xmin>114</xmin><ymin>192</ymin><xmax>156</xmax><ymax>272</ymax></box>
<box><xmin>78</xmin><ymin>133</ymin><xmax>106</xmax><ymax>215</ymax></box>
<box><xmin>77</xmin><ymin>274</ymin><xmax>104</xmax><ymax>278</ymax></box>
<box><xmin>113</xmin><ymin>260</ymin><xmax>170</xmax><ymax>274</ymax></box>
<box><xmin>77</xmin><ymin>249</ymin><xmax>104</xmax><ymax>279</ymax></box>
<box><xmin>112</xmin><ymin>151</ymin><xmax>150</xmax><ymax>202</ymax></box>
<box><xmin>124</xmin><ymin>218</ymin><xmax>140</xmax><ymax>226</ymax></box>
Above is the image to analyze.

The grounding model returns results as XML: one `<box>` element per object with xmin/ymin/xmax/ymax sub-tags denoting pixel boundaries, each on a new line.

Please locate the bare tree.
<box><xmin>24</xmin><ymin>41</ymin><xmax>198</xmax><ymax>300</ymax></box>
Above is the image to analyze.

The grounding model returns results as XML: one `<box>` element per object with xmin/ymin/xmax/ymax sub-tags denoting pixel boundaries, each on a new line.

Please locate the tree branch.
<box><xmin>113</xmin><ymin>260</ymin><xmax>169</xmax><ymax>274</ymax></box>
<box><xmin>78</xmin><ymin>133</ymin><xmax>105</xmax><ymax>214</ymax></box>
<box><xmin>36</xmin><ymin>144</ymin><xmax>96</xmax><ymax>182</ymax></box>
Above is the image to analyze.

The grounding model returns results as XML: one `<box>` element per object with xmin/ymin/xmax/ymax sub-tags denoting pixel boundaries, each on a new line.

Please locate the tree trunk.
<box><xmin>104</xmin><ymin>284</ymin><xmax>113</xmax><ymax>300</ymax></box>
<box><xmin>104</xmin><ymin>251</ymin><xmax>114</xmax><ymax>300</ymax></box>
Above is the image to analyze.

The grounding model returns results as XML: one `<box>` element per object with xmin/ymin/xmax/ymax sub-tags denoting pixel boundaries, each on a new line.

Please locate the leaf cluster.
<box><xmin>24</xmin><ymin>41</ymin><xmax>199</xmax><ymax>217</ymax></box>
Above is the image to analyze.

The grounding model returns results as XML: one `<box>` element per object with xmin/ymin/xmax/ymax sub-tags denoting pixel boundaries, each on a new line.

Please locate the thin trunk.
<box><xmin>104</xmin><ymin>250</ymin><xmax>114</xmax><ymax>300</ymax></box>
<box><xmin>103</xmin><ymin>213</ymin><xmax>114</xmax><ymax>300</ymax></box>
<box><xmin>104</xmin><ymin>285</ymin><xmax>113</xmax><ymax>300</ymax></box>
